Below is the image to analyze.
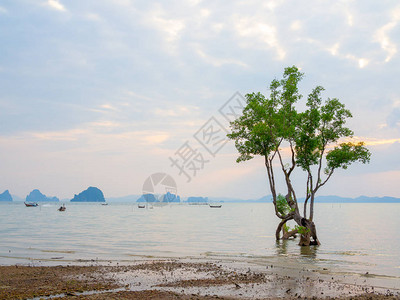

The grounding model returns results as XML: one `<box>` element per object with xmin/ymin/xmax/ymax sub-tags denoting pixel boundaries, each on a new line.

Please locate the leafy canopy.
<box><xmin>228</xmin><ymin>66</ymin><xmax>304</xmax><ymax>162</ymax></box>
<box><xmin>228</xmin><ymin>66</ymin><xmax>371</xmax><ymax>193</ymax></box>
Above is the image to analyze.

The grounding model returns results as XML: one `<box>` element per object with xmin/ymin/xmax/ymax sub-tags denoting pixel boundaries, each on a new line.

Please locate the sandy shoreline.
<box><xmin>1</xmin><ymin>257</ymin><xmax>399</xmax><ymax>299</ymax></box>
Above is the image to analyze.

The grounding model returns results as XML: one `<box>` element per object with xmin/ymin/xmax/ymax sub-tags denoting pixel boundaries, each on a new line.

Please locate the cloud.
<box><xmin>373</xmin><ymin>6</ymin><xmax>400</xmax><ymax>62</ymax></box>
<box><xmin>45</xmin><ymin>0</ymin><xmax>66</xmax><ymax>12</ymax></box>
<box><xmin>88</xmin><ymin>121</ymin><xmax>122</xmax><ymax>129</ymax></box>
<box><xmin>153</xmin><ymin>106</ymin><xmax>191</xmax><ymax>117</ymax></box>
<box><xmin>290</xmin><ymin>20</ymin><xmax>302</xmax><ymax>31</ymax></box>
<box><xmin>85</xmin><ymin>13</ymin><xmax>101</xmax><ymax>22</ymax></box>
<box><xmin>112</xmin><ymin>0</ymin><xmax>133</xmax><ymax>7</ymax></box>
<box><xmin>2</xmin><ymin>0</ymin><xmax>400</xmax><ymax>198</ymax></box>
<box><xmin>386</xmin><ymin>108</ymin><xmax>400</xmax><ymax>128</ymax></box>
<box><xmin>340</xmin><ymin>1</ymin><xmax>354</xmax><ymax>26</ymax></box>
<box><xmin>151</xmin><ymin>106</ymin><xmax>203</xmax><ymax>130</ymax></box>
<box><xmin>0</xmin><ymin>6</ymin><xmax>8</xmax><ymax>14</ymax></box>
<box><xmin>142</xmin><ymin>134</ymin><xmax>169</xmax><ymax>145</ymax></box>
<box><xmin>195</xmin><ymin>48</ymin><xmax>248</xmax><ymax>68</ymax></box>
<box><xmin>195</xmin><ymin>164</ymin><xmax>257</xmax><ymax>188</ymax></box>
<box><xmin>188</xmin><ymin>0</ymin><xmax>202</xmax><ymax>6</ymax></box>
<box><xmin>26</xmin><ymin>121</ymin><xmax>122</xmax><ymax>141</ymax></box>
<box><xmin>299</xmin><ymin>38</ymin><xmax>370</xmax><ymax>69</ymax></box>
<box><xmin>145</xmin><ymin>5</ymin><xmax>185</xmax><ymax>44</ymax></box>
<box><xmin>99</xmin><ymin>104</ymin><xmax>119</xmax><ymax>112</ymax></box>
<box><xmin>352</xmin><ymin>136</ymin><xmax>400</xmax><ymax>146</ymax></box>
<box><xmin>234</xmin><ymin>16</ymin><xmax>286</xmax><ymax>60</ymax></box>
<box><xmin>124</xmin><ymin>91</ymin><xmax>154</xmax><ymax>102</ymax></box>
<box><xmin>374</xmin><ymin>25</ymin><xmax>397</xmax><ymax>62</ymax></box>
<box><xmin>357</xmin><ymin>58</ymin><xmax>369</xmax><ymax>68</ymax></box>
<box><xmin>25</xmin><ymin>123</ymin><xmax>169</xmax><ymax>146</ymax></box>
<box><xmin>30</xmin><ymin>129</ymin><xmax>87</xmax><ymax>141</ymax></box>
<box><xmin>86</xmin><ymin>102</ymin><xmax>137</xmax><ymax>116</ymax></box>
<box><xmin>344</xmin><ymin>54</ymin><xmax>370</xmax><ymax>68</ymax></box>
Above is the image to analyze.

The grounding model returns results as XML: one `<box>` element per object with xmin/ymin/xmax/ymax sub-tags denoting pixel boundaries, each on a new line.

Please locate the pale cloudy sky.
<box><xmin>0</xmin><ymin>0</ymin><xmax>400</xmax><ymax>199</ymax></box>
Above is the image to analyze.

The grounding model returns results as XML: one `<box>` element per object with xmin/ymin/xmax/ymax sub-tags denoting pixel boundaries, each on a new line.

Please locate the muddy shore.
<box><xmin>0</xmin><ymin>258</ymin><xmax>399</xmax><ymax>299</ymax></box>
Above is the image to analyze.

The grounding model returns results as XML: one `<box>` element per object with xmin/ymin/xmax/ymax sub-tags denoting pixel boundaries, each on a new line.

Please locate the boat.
<box><xmin>58</xmin><ymin>204</ymin><xmax>66</xmax><ymax>211</ymax></box>
<box><xmin>24</xmin><ymin>202</ymin><xmax>39</xmax><ymax>207</ymax></box>
<box><xmin>138</xmin><ymin>204</ymin><xmax>146</xmax><ymax>208</ymax></box>
<box><xmin>101</xmin><ymin>203</ymin><xmax>108</xmax><ymax>206</ymax></box>
<box><xmin>209</xmin><ymin>204</ymin><xmax>222</xmax><ymax>208</ymax></box>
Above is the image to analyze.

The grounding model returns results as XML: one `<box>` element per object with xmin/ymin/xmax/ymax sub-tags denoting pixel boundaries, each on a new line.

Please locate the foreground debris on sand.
<box><xmin>0</xmin><ymin>259</ymin><xmax>399</xmax><ymax>299</ymax></box>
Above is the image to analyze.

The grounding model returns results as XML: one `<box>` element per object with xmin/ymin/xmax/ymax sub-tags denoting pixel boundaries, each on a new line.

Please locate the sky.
<box><xmin>0</xmin><ymin>0</ymin><xmax>400</xmax><ymax>200</ymax></box>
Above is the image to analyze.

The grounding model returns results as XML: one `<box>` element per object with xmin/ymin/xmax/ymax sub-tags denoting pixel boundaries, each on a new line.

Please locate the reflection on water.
<box><xmin>0</xmin><ymin>202</ymin><xmax>399</xmax><ymax>277</ymax></box>
<box><xmin>275</xmin><ymin>240</ymin><xmax>289</xmax><ymax>256</ymax></box>
<box><xmin>299</xmin><ymin>244</ymin><xmax>318</xmax><ymax>259</ymax></box>
<box><xmin>275</xmin><ymin>239</ymin><xmax>318</xmax><ymax>259</ymax></box>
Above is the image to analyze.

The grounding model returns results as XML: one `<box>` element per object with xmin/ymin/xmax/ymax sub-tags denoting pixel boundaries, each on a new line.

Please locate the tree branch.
<box><xmin>265</xmin><ymin>154</ymin><xmax>286</xmax><ymax>219</ymax></box>
<box><xmin>287</xmin><ymin>140</ymin><xmax>296</xmax><ymax>177</ymax></box>
<box><xmin>315</xmin><ymin>145</ymin><xmax>325</xmax><ymax>190</ymax></box>
<box><xmin>277</xmin><ymin>149</ymin><xmax>299</xmax><ymax>212</ymax></box>
<box><xmin>316</xmin><ymin>168</ymin><xmax>334</xmax><ymax>191</ymax></box>
<box><xmin>303</xmin><ymin>169</ymin><xmax>312</xmax><ymax>218</ymax></box>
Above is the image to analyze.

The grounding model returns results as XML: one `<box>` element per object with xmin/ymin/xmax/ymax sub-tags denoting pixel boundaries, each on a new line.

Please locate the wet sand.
<box><xmin>0</xmin><ymin>258</ymin><xmax>399</xmax><ymax>299</ymax></box>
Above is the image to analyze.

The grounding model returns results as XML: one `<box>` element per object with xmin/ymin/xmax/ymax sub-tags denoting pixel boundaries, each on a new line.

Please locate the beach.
<box><xmin>1</xmin><ymin>257</ymin><xmax>399</xmax><ymax>299</ymax></box>
<box><xmin>2</xmin><ymin>1</ymin><xmax>400</xmax><ymax>298</ymax></box>
<box><xmin>1</xmin><ymin>202</ymin><xmax>400</xmax><ymax>299</ymax></box>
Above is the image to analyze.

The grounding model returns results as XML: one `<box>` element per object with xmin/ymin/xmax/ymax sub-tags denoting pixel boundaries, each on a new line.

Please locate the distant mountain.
<box><xmin>310</xmin><ymin>195</ymin><xmax>400</xmax><ymax>203</ymax></box>
<box><xmin>70</xmin><ymin>192</ymin><xmax>400</xmax><ymax>204</ymax></box>
<box><xmin>0</xmin><ymin>190</ymin><xmax>13</xmax><ymax>202</ymax></box>
<box><xmin>207</xmin><ymin>196</ymin><xmax>271</xmax><ymax>203</ymax></box>
<box><xmin>242</xmin><ymin>195</ymin><xmax>400</xmax><ymax>203</ymax></box>
<box><xmin>12</xmin><ymin>194</ymin><xmax>24</xmax><ymax>202</ymax></box>
<box><xmin>137</xmin><ymin>194</ymin><xmax>158</xmax><ymax>203</ymax></box>
<box><xmin>254</xmin><ymin>195</ymin><xmax>271</xmax><ymax>202</ymax></box>
<box><xmin>70</xmin><ymin>187</ymin><xmax>105</xmax><ymax>202</ymax></box>
<box><xmin>107</xmin><ymin>195</ymin><xmax>141</xmax><ymax>202</ymax></box>
<box><xmin>26</xmin><ymin>189</ymin><xmax>59</xmax><ymax>202</ymax></box>
<box><xmin>161</xmin><ymin>192</ymin><xmax>180</xmax><ymax>202</ymax></box>
<box><xmin>205</xmin><ymin>195</ymin><xmax>400</xmax><ymax>203</ymax></box>
<box><xmin>136</xmin><ymin>192</ymin><xmax>181</xmax><ymax>203</ymax></box>
<box><xmin>207</xmin><ymin>197</ymin><xmax>242</xmax><ymax>203</ymax></box>
<box><xmin>186</xmin><ymin>196</ymin><xmax>208</xmax><ymax>203</ymax></box>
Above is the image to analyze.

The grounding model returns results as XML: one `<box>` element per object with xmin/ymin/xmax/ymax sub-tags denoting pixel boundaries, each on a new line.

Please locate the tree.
<box><xmin>227</xmin><ymin>66</ymin><xmax>371</xmax><ymax>246</ymax></box>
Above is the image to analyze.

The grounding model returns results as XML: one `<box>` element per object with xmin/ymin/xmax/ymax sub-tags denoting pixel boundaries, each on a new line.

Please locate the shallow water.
<box><xmin>0</xmin><ymin>202</ymin><xmax>399</xmax><ymax>278</ymax></box>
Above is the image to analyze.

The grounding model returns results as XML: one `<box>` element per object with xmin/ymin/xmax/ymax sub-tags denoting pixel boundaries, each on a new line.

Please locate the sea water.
<box><xmin>0</xmin><ymin>202</ymin><xmax>399</xmax><ymax>278</ymax></box>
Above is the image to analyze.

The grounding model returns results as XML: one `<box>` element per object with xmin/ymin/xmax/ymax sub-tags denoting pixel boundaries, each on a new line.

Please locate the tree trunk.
<box><xmin>275</xmin><ymin>218</ymin><xmax>297</xmax><ymax>240</ymax></box>
<box><xmin>309</xmin><ymin>221</ymin><xmax>321</xmax><ymax>245</ymax></box>
<box><xmin>297</xmin><ymin>218</ymin><xmax>320</xmax><ymax>246</ymax></box>
<box><xmin>271</xmin><ymin>190</ymin><xmax>321</xmax><ymax>245</ymax></box>
<box><xmin>275</xmin><ymin>219</ymin><xmax>286</xmax><ymax>240</ymax></box>
<box><xmin>282</xmin><ymin>228</ymin><xmax>298</xmax><ymax>240</ymax></box>
<box><xmin>298</xmin><ymin>231</ymin><xmax>311</xmax><ymax>246</ymax></box>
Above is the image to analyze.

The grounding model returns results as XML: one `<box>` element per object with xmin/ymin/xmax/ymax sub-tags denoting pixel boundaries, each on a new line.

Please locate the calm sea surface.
<box><xmin>0</xmin><ymin>202</ymin><xmax>399</xmax><ymax>278</ymax></box>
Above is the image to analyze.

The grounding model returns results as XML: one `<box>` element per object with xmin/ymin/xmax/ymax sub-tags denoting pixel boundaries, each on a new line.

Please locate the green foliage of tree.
<box><xmin>276</xmin><ymin>194</ymin><xmax>291</xmax><ymax>215</ymax></box>
<box><xmin>227</xmin><ymin>66</ymin><xmax>371</xmax><ymax>245</ymax></box>
<box><xmin>283</xmin><ymin>223</ymin><xmax>291</xmax><ymax>233</ymax></box>
<box><xmin>294</xmin><ymin>225</ymin><xmax>310</xmax><ymax>235</ymax></box>
<box><xmin>326</xmin><ymin>142</ymin><xmax>371</xmax><ymax>170</ymax></box>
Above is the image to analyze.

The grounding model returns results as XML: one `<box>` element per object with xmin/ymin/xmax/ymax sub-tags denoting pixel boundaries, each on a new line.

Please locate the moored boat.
<box><xmin>209</xmin><ymin>204</ymin><xmax>222</xmax><ymax>208</ymax></box>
